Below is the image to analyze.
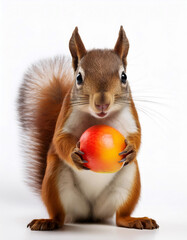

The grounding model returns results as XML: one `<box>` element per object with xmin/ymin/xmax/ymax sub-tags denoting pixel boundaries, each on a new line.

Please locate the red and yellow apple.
<box><xmin>80</xmin><ymin>125</ymin><xmax>126</xmax><ymax>173</ymax></box>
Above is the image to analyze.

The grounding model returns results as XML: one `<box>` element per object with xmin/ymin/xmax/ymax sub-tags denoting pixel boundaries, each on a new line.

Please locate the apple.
<box><xmin>80</xmin><ymin>125</ymin><xmax>126</xmax><ymax>173</ymax></box>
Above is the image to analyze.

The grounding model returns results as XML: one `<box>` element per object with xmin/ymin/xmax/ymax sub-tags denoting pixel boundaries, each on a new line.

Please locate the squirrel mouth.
<box><xmin>96</xmin><ymin>112</ymin><xmax>107</xmax><ymax>118</ymax></box>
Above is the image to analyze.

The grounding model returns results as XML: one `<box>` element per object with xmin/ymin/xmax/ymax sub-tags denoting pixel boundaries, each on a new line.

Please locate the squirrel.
<box><xmin>17</xmin><ymin>26</ymin><xmax>159</xmax><ymax>231</ymax></box>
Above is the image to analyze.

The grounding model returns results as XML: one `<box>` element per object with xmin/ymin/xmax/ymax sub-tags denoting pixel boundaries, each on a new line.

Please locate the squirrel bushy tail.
<box><xmin>17</xmin><ymin>56</ymin><xmax>73</xmax><ymax>193</ymax></box>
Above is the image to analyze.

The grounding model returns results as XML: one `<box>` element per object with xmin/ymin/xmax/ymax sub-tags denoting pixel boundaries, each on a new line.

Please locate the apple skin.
<box><xmin>80</xmin><ymin>125</ymin><xmax>126</xmax><ymax>173</ymax></box>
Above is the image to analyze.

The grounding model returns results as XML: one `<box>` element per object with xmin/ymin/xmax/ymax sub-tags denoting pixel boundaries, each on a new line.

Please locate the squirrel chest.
<box><xmin>60</xmin><ymin>106</ymin><xmax>137</xmax><ymax>203</ymax></box>
<box><xmin>63</xmin><ymin>106</ymin><xmax>137</xmax><ymax>139</ymax></box>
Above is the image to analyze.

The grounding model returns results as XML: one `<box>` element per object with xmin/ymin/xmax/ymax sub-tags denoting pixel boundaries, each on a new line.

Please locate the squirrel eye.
<box><xmin>76</xmin><ymin>73</ymin><xmax>83</xmax><ymax>85</ymax></box>
<box><xmin>121</xmin><ymin>71</ymin><xmax>127</xmax><ymax>84</ymax></box>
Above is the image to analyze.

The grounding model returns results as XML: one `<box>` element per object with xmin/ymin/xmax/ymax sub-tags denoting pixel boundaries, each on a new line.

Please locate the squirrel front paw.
<box><xmin>118</xmin><ymin>139</ymin><xmax>136</xmax><ymax>166</ymax></box>
<box><xmin>71</xmin><ymin>141</ymin><xmax>89</xmax><ymax>170</ymax></box>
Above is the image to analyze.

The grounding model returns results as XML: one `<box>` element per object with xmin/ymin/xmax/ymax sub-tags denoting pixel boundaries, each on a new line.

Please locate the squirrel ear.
<box><xmin>69</xmin><ymin>27</ymin><xmax>87</xmax><ymax>70</ymax></box>
<box><xmin>114</xmin><ymin>26</ymin><xmax>129</xmax><ymax>64</ymax></box>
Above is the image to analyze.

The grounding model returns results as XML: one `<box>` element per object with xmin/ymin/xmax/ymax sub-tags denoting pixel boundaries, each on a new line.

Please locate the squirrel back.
<box><xmin>17</xmin><ymin>56</ymin><xmax>73</xmax><ymax>193</ymax></box>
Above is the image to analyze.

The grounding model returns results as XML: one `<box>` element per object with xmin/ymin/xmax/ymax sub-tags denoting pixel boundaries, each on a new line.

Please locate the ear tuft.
<box><xmin>69</xmin><ymin>27</ymin><xmax>87</xmax><ymax>70</ymax></box>
<box><xmin>114</xmin><ymin>26</ymin><xmax>129</xmax><ymax>64</ymax></box>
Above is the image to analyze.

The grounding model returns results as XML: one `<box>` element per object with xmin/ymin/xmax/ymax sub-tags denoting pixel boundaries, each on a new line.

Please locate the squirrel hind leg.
<box><xmin>27</xmin><ymin>149</ymin><xmax>65</xmax><ymax>231</ymax></box>
<box><xmin>27</xmin><ymin>219</ymin><xmax>62</xmax><ymax>231</ymax></box>
<box><xmin>116</xmin><ymin>161</ymin><xmax>159</xmax><ymax>230</ymax></box>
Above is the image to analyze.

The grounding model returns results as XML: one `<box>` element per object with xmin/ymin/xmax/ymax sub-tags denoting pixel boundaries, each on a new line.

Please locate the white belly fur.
<box><xmin>58</xmin><ymin>161</ymin><xmax>137</xmax><ymax>221</ymax></box>
<box><xmin>58</xmin><ymin>106</ymin><xmax>138</xmax><ymax>221</ymax></box>
<box><xmin>73</xmin><ymin>169</ymin><xmax>116</xmax><ymax>202</ymax></box>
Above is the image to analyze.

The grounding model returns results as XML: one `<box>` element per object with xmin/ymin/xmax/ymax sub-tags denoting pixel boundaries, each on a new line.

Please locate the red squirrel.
<box><xmin>18</xmin><ymin>26</ymin><xmax>159</xmax><ymax>230</ymax></box>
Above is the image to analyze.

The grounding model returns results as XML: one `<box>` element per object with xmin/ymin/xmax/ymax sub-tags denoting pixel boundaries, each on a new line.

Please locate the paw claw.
<box><xmin>27</xmin><ymin>219</ymin><xmax>36</xmax><ymax>228</ymax></box>
<box><xmin>77</xmin><ymin>150</ymin><xmax>84</xmax><ymax>155</ymax></box>
<box><xmin>123</xmin><ymin>161</ymin><xmax>129</xmax><ymax>166</ymax></box>
<box><xmin>119</xmin><ymin>150</ymin><xmax>127</xmax><ymax>156</ymax></box>
<box><xmin>118</xmin><ymin>141</ymin><xmax>136</xmax><ymax>165</ymax></box>
<box><xmin>118</xmin><ymin>158</ymin><xmax>126</xmax><ymax>163</ymax></box>
<box><xmin>82</xmin><ymin>159</ymin><xmax>88</xmax><ymax>163</ymax></box>
<box><xmin>71</xmin><ymin>147</ymin><xmax>89</xmax><ymax>170</ymax></box>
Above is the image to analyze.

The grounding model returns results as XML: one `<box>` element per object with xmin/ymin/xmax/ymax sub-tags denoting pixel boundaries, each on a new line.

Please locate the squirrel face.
<box><xmin>69</xmin><ymin>27</ymin><xmax>130</xmax><ymax>118</ymax></box>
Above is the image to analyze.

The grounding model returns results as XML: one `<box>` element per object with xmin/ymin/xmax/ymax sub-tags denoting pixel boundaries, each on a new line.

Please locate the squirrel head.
<box><xmin>69</xmin><ymin>26</ymin><xmax>130</xmax><ymax>118</ymax></box>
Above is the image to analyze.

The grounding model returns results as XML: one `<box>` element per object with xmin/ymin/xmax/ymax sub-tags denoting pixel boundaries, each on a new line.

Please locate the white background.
<box><xmin>0</xmin><ymin>0</ymin><xmax>187</xmax><ymax>239</ymax></box>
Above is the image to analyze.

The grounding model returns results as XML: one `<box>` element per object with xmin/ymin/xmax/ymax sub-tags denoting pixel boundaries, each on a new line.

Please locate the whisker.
<box><xmin>133</xmin><ymin>99</ymin><xmax>167</xmax><ymax>107</ymax></box>
<box><xmin>70</xmin><ymin>102</ymin><xmax>89</xmax><ymax>105</ymax></box>
<box><xmin>134</xmin><ymin>105</ymin><xmax>168</xmax><ymax>134</ymax></box>
<box><xmin>115</xmin><ymin>98</ymin><xmax>171</xmax><ymax>124</ymax></box>
<box><xmin>70</xmin><ymin>94</ymin><xmax>89</xmax><ymax>107</ymax></box>
<box><xmin>115</xmin><ymin>95</ymin><xmax>172</xmax><ymax>136</ymax></box>
<box><xmin>136</xmin><ymin>103</ymin><xmax>171</xmax><ymax>124</ymax></box>
<box><xmin>115</xmin><ymin>92</ymin><xmax>170</xmax><ymax>107</ymax></box>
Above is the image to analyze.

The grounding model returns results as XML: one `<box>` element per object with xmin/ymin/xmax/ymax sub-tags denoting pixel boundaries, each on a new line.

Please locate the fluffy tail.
<box><xmin>17</xmin><ymin>56</ymin><xmax>73</xmax><ymax>193</ymax></box>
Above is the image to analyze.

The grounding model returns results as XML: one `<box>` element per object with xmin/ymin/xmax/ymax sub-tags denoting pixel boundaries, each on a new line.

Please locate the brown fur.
<box><xmin>81</xmin><ymin>50</ymin><xmax>122</xmax><ymax>92</ymax></box>
<box><xmin>27</xmin><ymin>146</ymin><xmax>65</xmax><ymax>230</ymax></box>
<box><xmin>116</xmin><ymin>160</ymin><xmax>141</xmax><ymax>218</ymax></box>
<box><xmin>116</xmin><ymin>160</ymin><xmax>158</xmax><ymax>229</ymax></box>
<box><xmin>128</xmin><ymin>98</ymin><xmax>141</xmax><ymax>150</ymax></box>
<box><xmin>69</xmin><ymin>26</ymin><xmax>87</xmax><ymax>70</ymax></box>
<box><xmin>41</xmin><ymin>145</ymin><xmax>65</xmax><ymax>223</ymax></box>
<box><xmin>53</xmin><ymin>92</ymin><xmax>79</xmax><ymax>167</ymax></box>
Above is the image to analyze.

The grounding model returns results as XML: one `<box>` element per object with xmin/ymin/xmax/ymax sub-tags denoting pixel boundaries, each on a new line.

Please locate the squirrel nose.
<box><xmin>95</xmin><ymin>103</ymin><xmax>109</xmax><ymax>112</ymax></box>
